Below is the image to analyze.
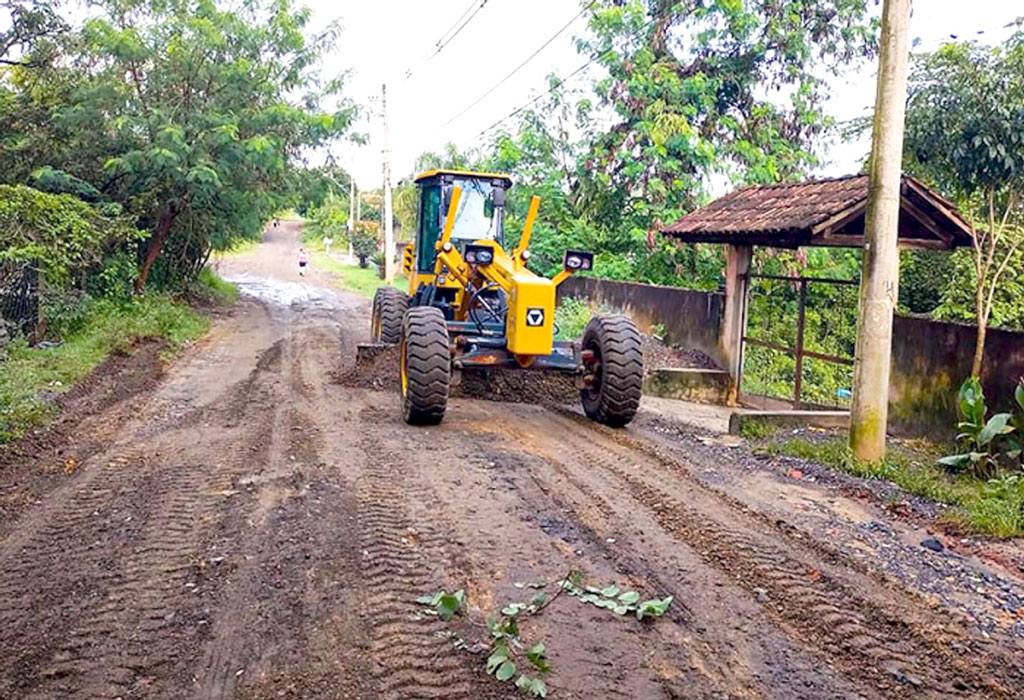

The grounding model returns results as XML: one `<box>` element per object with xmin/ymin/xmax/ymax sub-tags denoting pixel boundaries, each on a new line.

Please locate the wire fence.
<box><xmin>0</xmin><ymin>260</ymin><xmax>39</xmax><ymax>345</ymax></box>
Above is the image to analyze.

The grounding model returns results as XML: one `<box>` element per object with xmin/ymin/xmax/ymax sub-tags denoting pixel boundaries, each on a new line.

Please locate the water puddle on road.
<box><xmin>223</xmin><ymin>274</ymin><xmax>361</xmax><ymax>316</ymax></box>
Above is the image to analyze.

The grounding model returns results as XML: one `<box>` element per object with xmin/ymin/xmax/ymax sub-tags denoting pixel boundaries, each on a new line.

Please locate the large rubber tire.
<box><xmin>580</xmin><ymin>315</ymin><xmax>643</xmax><ymax>428</ymax></box>
<box><xmin>372</xmin><ymin>287</ymin><xmax>408</xmax><ymax>344</ymax></box>
<box><xmin>401</xmin><ymin>306</ymin><xmax>451</xmax><ymax>425</ymax></box>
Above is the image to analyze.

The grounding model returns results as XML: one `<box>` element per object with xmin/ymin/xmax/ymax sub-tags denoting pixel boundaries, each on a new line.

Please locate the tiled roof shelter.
<box><xmin>661</xmin><ymin>174</ymin><xmax>973</xmax><ymax>250</ymax></box>
<box><xmin>658</xmin><ymin>174</ymin><xmax>974</xmax><ymax>408</ymax></box>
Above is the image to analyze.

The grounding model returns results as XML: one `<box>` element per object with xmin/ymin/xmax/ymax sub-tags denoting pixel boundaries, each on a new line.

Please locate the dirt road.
<box><xmin>1</xmin><ymin>223</ymin><xmax>1023</xmax><ymax>699</ymax></box>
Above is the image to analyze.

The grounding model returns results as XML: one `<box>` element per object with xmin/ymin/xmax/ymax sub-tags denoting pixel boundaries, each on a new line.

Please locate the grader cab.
<box><xmin>371</xmin><ymin>169</ymin><xmax>642</xmax><ymax>426</ymax></box>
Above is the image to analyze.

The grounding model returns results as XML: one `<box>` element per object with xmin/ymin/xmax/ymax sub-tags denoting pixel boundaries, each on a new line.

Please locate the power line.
<box><xmin>425</xmin><ymin>0</ymin><xmax>491</xmax><ymax>66</ymax></box>
<box><xmin>425</xmin><ymin>0</ymin><xmax>480</xmax><ymax>60</ymax></box>
<box><xmin>440</xmin><ymin>1</ymin><xmax>596</xmax><ymax>128</ymax></box>
<box><xmin>472</xmin><ymin>58</ymin><xmax>597</xmax><ymax>142</ymax></box>
<box><xmin>472</xmin><ymin>17</ymin><xmax>657</xmax><ymax>142</ymax></box>
<box><xmin>401</xmin><ymin>0</ymin><xmax>492</xmax><ymax>80</ymax></box>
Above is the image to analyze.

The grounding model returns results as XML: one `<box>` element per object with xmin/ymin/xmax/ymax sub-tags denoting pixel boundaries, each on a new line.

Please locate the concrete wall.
<box><xmin>889</xmin><ymin>315</ymin><xmax>1024</xmax><ymax>438</ymax></box>
<box><xmin>560</xmin><ymin>276</ymin><xmax>1024</xmax><ymax>439</ymax></box>
<box><xmin>558</xmin><ymin>276</ymin><xmax>726</xmax><ymax>367</ymax></box>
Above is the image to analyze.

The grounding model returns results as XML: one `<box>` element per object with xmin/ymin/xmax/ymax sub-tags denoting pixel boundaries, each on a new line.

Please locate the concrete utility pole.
<box><xmin>348</xmin><ymin>174</ymin><xmax>356</xmax><ymax>263</ymax></box>
<box><xmin>849</xmin><ymin>0</ymin><xmax>912</xmax><ymax>462</ymax></box>
<box><xmin>382</xmin><ymin>83</ymin><xmax>396</xmax><ymax>283</ymax></box>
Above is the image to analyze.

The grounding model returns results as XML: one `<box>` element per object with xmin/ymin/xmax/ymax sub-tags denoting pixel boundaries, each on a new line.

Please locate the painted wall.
<box><xmin>560</xmin><ymin>276</ymin><xmax>1024</xmax><ymax>439</ymax></box>
<box><xmin>557</xmin><ymin>276</ymin><xmax>726</xmax><ymax>367</ymax></box>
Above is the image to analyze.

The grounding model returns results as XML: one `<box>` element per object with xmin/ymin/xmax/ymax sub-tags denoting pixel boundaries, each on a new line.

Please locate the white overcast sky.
<box><xmin>307</xmin><ymin>1</ymin><xmax>1022</xmax><ymax>189</ymax></box>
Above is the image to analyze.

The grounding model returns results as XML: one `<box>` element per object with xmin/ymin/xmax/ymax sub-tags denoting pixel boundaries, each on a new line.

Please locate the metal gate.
<box><xmin>740</xmin><ymin>274</ymin><xmax>858</xmax><ymax>409</ymax></box>
<box><xmin>0</xmin><ymin>261</ymin><xmax>39</xmax><ymax>343</ymax></box>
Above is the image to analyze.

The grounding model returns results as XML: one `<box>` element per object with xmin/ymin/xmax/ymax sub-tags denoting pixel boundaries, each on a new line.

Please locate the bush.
<box><xmin>351</xmin><ymin>222</ymin><xmax>379</xmax><ymax>268</ymax></box>
<box><xmin>0</xmin><ymin>184</ymin><xmax>142</xmax><ymax>294</ymax></box>
<box><xmin>0</xmin><ymin>294</ymin><xmax>208</xmax><ymax>441</ymax></box>
<box><xmin>554</xmin><ymin>297</ymin><xmax>594</xmax><ymax>340</ymax></box>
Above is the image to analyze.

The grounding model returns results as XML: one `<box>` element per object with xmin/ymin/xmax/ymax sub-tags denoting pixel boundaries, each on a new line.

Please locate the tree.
<box><xmin>351</xmin><ymin>221</ymin><xmax>379</xmax><ymax>268</ymax></box>
<box><xmin>2</xmin><ymin>0</ymin><xmax>355</xmax><ymax>291</ymax></box>
<box><xmin>1</xmin><ymin>0</ymin><xmax>67</xmax><ymax>66</ymax></box>
<box><xmin>575</xmin><ymin>0</ymin><xmax>877</xmax><ymax>231</ymax></box>
<box><xmin>904</xmin><ymin>31</ymin><xmax>1024</xmax><ymax>376</ymax></box>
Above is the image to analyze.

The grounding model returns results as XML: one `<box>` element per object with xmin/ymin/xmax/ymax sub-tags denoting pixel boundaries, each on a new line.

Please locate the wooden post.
<box><xmin>720</xmin><ymin>244</ymin><xmax>752</xmax><ymax>406</ymax></box>
<box><xmin>794</xmin><ymin>278</ymin><xmax>807</xmax><ymax>408</ymax></box>
<box><xmin>849</xmin><ymin>0</ymin><xmax>911</xmax><ymax>461</ymax></box>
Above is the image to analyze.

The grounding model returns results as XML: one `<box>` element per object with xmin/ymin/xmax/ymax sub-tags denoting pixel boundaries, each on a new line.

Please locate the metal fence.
<box><xmin>741</xmin><ymin>274</ymin><xmax>858</xmax><ymax>409</ymax></box>
<box><xmin>0</xmin><ymin>261</ymin><xmax>39</xmax><ymax>344</ymax></box>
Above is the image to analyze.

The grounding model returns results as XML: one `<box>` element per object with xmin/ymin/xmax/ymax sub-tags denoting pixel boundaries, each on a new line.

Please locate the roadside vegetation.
<box><xmin>748</xmin><ymin>427</ymin><xmax>1024</xmax><ymax>538</ymax></box>
<box><xmin>0</xmin><ymin>290</ymin><xmax>217</xmax><ymax>441</ymax></box>
<box><xmin>0</xmin><ymin>0</ymin><xmax>356</xmax><ymax>440</ymax></box>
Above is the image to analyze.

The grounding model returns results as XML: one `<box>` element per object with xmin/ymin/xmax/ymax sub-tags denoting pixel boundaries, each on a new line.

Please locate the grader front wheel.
<box><xmin>580</xmin><ymin>315</ymin><xmax>643</xmax><ymax>427</ymax></box>
<box><xmin>401</xmin><ymin>306</ymin><xmax>451</xmax><ymax>425</ymax></box>
<box><xmin>372</xmin><ymin>287</ymin><xmax>408</xmax><ymax>344</ymax></box>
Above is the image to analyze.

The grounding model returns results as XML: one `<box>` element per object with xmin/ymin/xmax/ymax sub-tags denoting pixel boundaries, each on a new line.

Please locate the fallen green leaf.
<box><xmin>496</xmin><ymin>659</ymin><xmax>517</xmax><ymax>682</ymax></box>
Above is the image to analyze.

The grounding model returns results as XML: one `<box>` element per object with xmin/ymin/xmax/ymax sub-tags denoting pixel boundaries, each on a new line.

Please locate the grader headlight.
<box><xmin>563</xmin><ymin>249</ymin><xmax>594</xmax><ymax>271</ymax></box>
<box><xmin>464</xmin><ymin>244</ymin><xmax>495</xmax><ymax>265</ymax></box>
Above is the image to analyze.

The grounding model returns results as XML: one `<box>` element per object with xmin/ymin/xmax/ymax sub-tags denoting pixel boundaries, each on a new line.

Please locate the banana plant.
<box><xmin>1006</xmin><ymin>380</ymin><xmax>1024</xmax><ymax>462</ymax></box>
<box><xmin>938</xmin><ymin>377</ymin><xmax>1015</xmax><ymax>477</ymax></box>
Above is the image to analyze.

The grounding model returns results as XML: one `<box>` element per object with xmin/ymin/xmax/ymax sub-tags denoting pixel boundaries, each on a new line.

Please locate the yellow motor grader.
<box><xmin>371</xmin><ymin>169</ymin><xmax>642</xmax><ymax>426</ymax></box>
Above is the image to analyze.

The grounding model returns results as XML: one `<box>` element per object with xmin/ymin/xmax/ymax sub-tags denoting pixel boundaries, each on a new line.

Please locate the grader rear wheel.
<box><xmin>580</xmin><ymin>314</ymin><xmax>643</xmax><ymax>427</ymax></box>
<box><xmin>372</xmin><ymin>287</ymin><xmax>408</xmax><ymax>344</ymax></box>
<box><xmin>401</xmin><ymin>306</ymin><xmax>451</xmax><ymax>425</ymax></box>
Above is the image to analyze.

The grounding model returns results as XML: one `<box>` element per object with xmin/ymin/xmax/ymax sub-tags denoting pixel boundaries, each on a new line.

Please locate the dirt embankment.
<box><xmin>0</xmin><ymin>222</ymin><xmax>1021</xmax><ymax>699</ymax></box>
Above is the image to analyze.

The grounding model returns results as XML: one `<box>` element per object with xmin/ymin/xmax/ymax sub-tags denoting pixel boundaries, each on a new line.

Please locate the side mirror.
<box><xmin>492</xmin><ymin>187</ymin><xmax>506</xmax><ymax>208</ymax></box>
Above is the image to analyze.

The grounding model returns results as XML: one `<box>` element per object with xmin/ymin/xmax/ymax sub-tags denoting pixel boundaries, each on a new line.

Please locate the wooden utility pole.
<box><xmin>382</xmin><ymin>83</ymin><xmax>396</xmax><ymax>283</ymax></box>
<box><xmin>849</xmin><ymin>0</ymin><xmax>912</xmax><ymax>462</ymax></box>
<box><xmin>348</xmin><ymin>174</ymin><xmax>356</xmax><ymax>263</ymax></box>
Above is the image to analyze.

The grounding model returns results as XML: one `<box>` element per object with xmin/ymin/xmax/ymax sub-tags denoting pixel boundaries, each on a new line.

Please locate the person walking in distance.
<box><xmin>298</xmin><ymin>247</ymin><xmax>309</xmax><ymax>276</ymax></box>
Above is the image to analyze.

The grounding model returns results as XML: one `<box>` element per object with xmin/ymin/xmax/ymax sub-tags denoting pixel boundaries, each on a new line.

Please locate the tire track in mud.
<box><xmin>0</xmin><ymin>326</ymin><xmax>288</xmax><ymax>699</ymax></box>
<box><xmin>34</xmin><ymin>461</ymin><xmax>212</xmax><ymax>699</ymax></box>
<box><xmin>473</xmin><ymin>416</ymin><xmax>855</xmax><ymax>699</ymax></box>
<box><xmin>0</xmin><ymin>446</ymin><xmax>219</xmax><ymax>699</ymax></box>
<box><xmin>507</xmin><ymin>408</ymin><xmax>1021</xmax><ymax>698</ymax></box>
<box><xmin>353</xmin><ymin>405</ymin><xmax>498</xmax><ymax>700</ymax></box>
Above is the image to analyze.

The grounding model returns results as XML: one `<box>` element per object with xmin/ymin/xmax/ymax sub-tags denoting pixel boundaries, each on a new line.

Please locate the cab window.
<box><xmin>416</xmin><ymin>185</ymin><xmax>440</xmax><ymax>273</ymax></box>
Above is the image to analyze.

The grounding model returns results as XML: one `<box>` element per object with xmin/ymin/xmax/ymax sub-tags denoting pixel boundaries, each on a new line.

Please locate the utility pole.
<box><xmin>348</xmin><ymin>174</ymin><xmax>356</xmax><ymax>263</ymax></box>
<box><xmin>849</xmin><ymin>0</ymin><xmax>912</xmax><ymax>462</ymax></box>
<box><xmin>382</xmin><ymin>83</ymin><xmax>396</xmax><ymax>283</ymax></box>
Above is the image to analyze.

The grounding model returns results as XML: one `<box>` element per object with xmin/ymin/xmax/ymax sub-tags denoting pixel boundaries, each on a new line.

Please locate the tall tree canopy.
<box><xmin>1</xmin><ymin>0</ymin><xmax>355</xmax><ymax>290</ymax></box>
<box><xmin>423</xmin><ymin>0</ymin><xmax>877</xmax><ymax>284</ymax></box>
<box><xmin>574</xmin><ymin>0</ymin><xmax>877</xmax><ymax>230</ymax></box>
<box><xmin>904</xmin><ymin>30</ymin><xmax>1024</xmax><ymax>375</ymax></box>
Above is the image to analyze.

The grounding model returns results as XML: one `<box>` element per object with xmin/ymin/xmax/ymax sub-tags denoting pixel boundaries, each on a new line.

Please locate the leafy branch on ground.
<box><xmin>416</xmin><ymin>571</ymin><xmax>673</xmax><ymax>697</ymax></box>
<box><xmin>556</xmin><ymin>571</ymin><xmax>673</xmax><ymax>620</ymax></box>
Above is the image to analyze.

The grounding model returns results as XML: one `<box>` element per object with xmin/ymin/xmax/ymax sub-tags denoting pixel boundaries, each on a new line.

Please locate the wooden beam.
<box><xmin>902</xmin><ymin>177</ymin><xmax>974</xmax><ymax>243</ymax></box>
<box><xmin>810</xmin><ymin>200</ymin><xmax>867</xmax><ymax>236</ymax></box>
<box><xmin>815</xmin><ymin>233</ymin><xmax>949</xmax><ymax>250</ymax></box>
<box><xmin>899</xmin><ymin>195</ymin><xmax>954</xmax><ymax>248</ymax></box>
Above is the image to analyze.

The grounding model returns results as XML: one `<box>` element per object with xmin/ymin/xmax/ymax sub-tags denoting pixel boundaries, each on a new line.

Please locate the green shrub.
<box><xmin>191</xmin><ymin>267</ymin><xmax>238</xmax><ymax>307</ymax></box>
<box><xmin>0</xmin><ymin>184</ymin><xmax>142</xmax><ymax>294</ymax></box>
<box><xmin>0</xmin><ymin>295</ymin><xmax>208</xmax><ymax>441</ymax></box>
<box><xmin>554</xmin><ymin>297</ymin><xmax>593</xmax><ymax>340</ymax></box>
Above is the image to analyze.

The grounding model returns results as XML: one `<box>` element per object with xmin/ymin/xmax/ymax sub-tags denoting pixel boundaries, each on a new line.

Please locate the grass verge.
<box><xmin>754</xmin><ymin>434</ymin><xmax>1024</xmax><ymax>537</ymax></box>
<box><xmin>217</xmin><ymin>237</ymin><xmax>261</xmax><ymax>257</ymax></box>
<box><xmin>0</xmin><ymin>271</ymin><xmax>235</xmax><ymax>441</ymax></box>
<box><xmin>303</xmin><ymin>238</ymin><xmax>406</xmax><ymax>298</ymax></box>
